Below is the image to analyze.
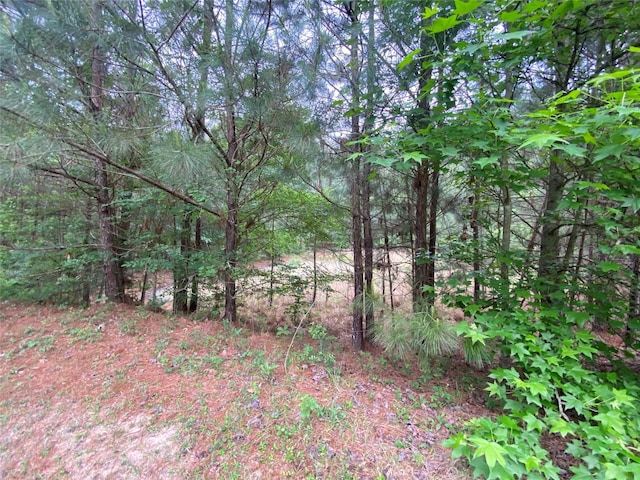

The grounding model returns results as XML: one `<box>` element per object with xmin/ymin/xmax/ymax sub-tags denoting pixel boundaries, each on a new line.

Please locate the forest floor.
<box><xmin>0</xmin><ymin>299</ymin><xmax>493</xmax><ymax>479</ymax></box>
<box><xmin>0</xmin><ymin>251</ymin><xmax>494</xmax><ymax>479</ymax></box>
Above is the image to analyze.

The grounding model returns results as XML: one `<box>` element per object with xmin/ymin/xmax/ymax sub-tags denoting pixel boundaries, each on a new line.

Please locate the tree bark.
<box><xmin>91</xmin><ymin>0</ymin><xmax>123</xmax><ymax>303</ymax></box>
<box><xmin>173</xmin><ymin>209</ymin><xmax>190</xmax><ymax>314</ymax></box>
<box><xmin>345</xmin><ymin>1</ymin><xmax>364</xmax><ymax>350</ymax></box>
<box><xmin>413</xmin><ymin>164</ymin><xmax>429</xmax><ymax>309</ymax></box>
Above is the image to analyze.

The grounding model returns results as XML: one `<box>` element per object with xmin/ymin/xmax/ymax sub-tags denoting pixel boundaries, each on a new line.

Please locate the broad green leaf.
<box><xmin>597</xmin><ymin>261</ymin><xmax>621</xmax><ymax>273</ymax></box>
<box><xmin>523</xmin><ymin>1</ymin><xmax>547</xmax><ymax>13</ymax></box>
<box><xmin>402</xmin><ymin>151</ymin><xmax>427</xmax><ymax>163</ymax></box>
<box><xmin>519</xmin><ymin>133</ymin><xmax>568</xmax><ymax>149</ymax></box>
<box><xmin>576</xmin><ymin>181</ymin><xmax>610</xmax><ymax>191</ymax></box>
<box><xmin>473</xmin><ymin>156</ymin><xmax>499</xmax><ymax>168</ymax></box>
<box><xmin>549</xmin><ymin>417</ymin><xmax>574</xmax><ymax>437</ymax></box>
<box><xmin>499</xmin><ymin>10</ymin><xmax>522</xmax><ymax>22</ymax></box>
<box><xmin>524</xmin><ymin>455</ymin><xmax>541</xmax><ymax>471</ymax></box>
<box><xmin>422</xmin><ymin>6</ymin><xmax>438</xmax><ymax>19</ymax></box>
<box><xmin>493</xmin><ymin>30</ymin><xmax>538</xmax><ymax>41</ymax></box>
<box><xmin>621</xmin><ymin>196</ymin><xmax>640</xmax><ymax>213</ymax></box>
<box><xmin>593</xmin><ymin>410</ymin><xmax>626</xmax><ymax>435</ymax></box>
<box><xmin>611</xmin><ymin>388</ymin><xmax>635</xmax><ymax>408</ymax></box>
<box><xmin>453</xmin><ymin>0</ymin><xmax>483</xmax><ymax>16</ymax></box>
<box><xmin>470</xmin><ymin>438</ymin><xmax>508</xmax><ymax>468</ymax></box>
<box><xmin>561</xmin><ymin>394</ymin><xmax>584</xmax><ymax>415</ymax></box>
<box><xmin>554</xmin><ymin>143</ymin><xmax>587</xmax><ymax>157</ymax></box>
<box><xmin>523</xmin><ymin>413</ymin><xmax>546</xmax><ymax>432</ymax></box>
<box><xmin>398</xmin><ymin>48</ymin><xmax>421</xmax><ymax>72</ymax></box>
<box><xmin>427</xmin><ymin>15</ymin><xmax>461</xmax><ymax>34</ymax></box>
<box><xmin>527</xmin><ymin>381</ymin><xmax>548</xmax><ymax>397</ymax></box>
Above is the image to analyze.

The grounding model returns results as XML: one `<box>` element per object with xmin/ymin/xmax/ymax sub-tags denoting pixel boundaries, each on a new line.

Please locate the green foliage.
<box><xmin>447</xmin><ymin>298</ymin><xmax>640</xmax><ymax>479</ymax></box>
<box><xmin>374</xmin><ymin>306</ymin><xmax>459</xmax><ymax>364</ymax></box>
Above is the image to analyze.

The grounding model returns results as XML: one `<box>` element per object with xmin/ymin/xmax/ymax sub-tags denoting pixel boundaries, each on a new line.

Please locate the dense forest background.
<box><xmin>1</xmin><ymin>0</ymin><xmax>639</xmax><ymax>478</ymax></box>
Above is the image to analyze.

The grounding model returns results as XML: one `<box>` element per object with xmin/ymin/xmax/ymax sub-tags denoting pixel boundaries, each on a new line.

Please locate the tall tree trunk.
<box><xmin>411</xmin><ymin>26</ymin><xmax>433</xmax><ymax>311</ymax></box>
<box><xmin>345</xmin><ymin>2</ymin><xmax>364</xmax><ymax>350</ymax></box>
<box><xmin>362</xmin><ymin>1</ymin><xmax>376</xmax><ymax>341</ymax></box>
<box><xmin>222</xmin><ymin>0</ymin><xmax>239</xmax><ymax>322</ymax></box>
<box><xmin>90</xmin><ymin>0</ymin><xmax>123</xmax><ymax>303</ymax></box>
<box><xmin>352</xmin><ymin>155</ymin><xmax>364</xmax><ymax>350</ymax></box>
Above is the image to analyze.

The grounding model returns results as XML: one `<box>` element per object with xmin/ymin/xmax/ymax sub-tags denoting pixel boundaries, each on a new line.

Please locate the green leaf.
<box><xmin>439</xmin><ymin>146</ymin><xmax>460</xmax><ymax>157</ymax></box>
<box><xmin>499</xmin><ymin>10</ymin><xmax>522</xmax><ymax>22</ymax></box>
<box><xmin>561</xmin><ymin>394</ymin><xmax>584</xmax><ymax>415</ymax></box>
<box><xmin>620</xmin><ymin>196</ymin><xmax>640</xmax><ymax>213</ymax></box>
<box><xmin>524</xmin><ymin>455</ymin><xmax>541</xmax><ymax>472</ymax></box>
<box><xmin>597</xmin><ymin>261</ymin><xmax>621</xmax><ymax>273</ymax></box>
<box><xmin>611</xmin><ymin>388</ymin><xmax>635</xmax><ymax>409</ymax></box>
<box><xmin>518</xmin><ymin>133</ymin><xmax>568</xmax><ymax>149</ymax></box>
<box><xmin>473</xmin><ymin>156</ymin><xmax>500</xmax><ymax>168</ymax></box>
<box><xmin>427</xmin><ymin>15</ymin><xmax>461</xmax><ymax>34</ymax></box>
<box><xmin>422</xmin><ymin>6</ymin><xmax>438</xmax><ymax>19</ymax></box>
<box><xmin>594</xmin><ymin>144</ymin><xmax>625</xmax><ymax>161</ymax></box>
<box><xmin>402</xmin><ymin>151</ymin><xmax>427</xmax><ymax>163</ymax></box>
<box><xmin>493</xmin><ymin>30</ymin><xmax>538</xmax><ymax>41</ymax></box>
<box><xmin>549</xmin><ymin>417</ymin><xmax>574</xmax><ymax>437</ymax></box>
<box><xmin>453</xmin><ymin>0</ymin><xmax>483</xmax><ymax>16</ymax></box>
<box><xmin>398</xmin><ymin>48</ymin><xmax>421</xmax><ymax>72</ymax></box>
<box><xmin>471</xmin><ymin>438</ymin><xmax>507</xmax><ymax>468</ymax></box>
<box><xmin>523</xmin><ymin>413</ymin><xmax>546</xmax><ymax>432</ymax></box>
<box><xmin>554</xmin><ymin>143</ymin><xmax>587</xmax><ymax>157</ymax></box>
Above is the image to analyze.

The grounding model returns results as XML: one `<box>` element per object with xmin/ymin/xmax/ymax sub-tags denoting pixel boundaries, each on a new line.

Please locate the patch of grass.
<box><xmin>65</xmin><ymin>325</ymin><xmax>102</xmax><ymax>343</ymax></box>
<box><xmin>19</xmin><ymin>334</ymin><xmax>55</xmax><ymax>353</ymax></box>
<box><xmin>119</xmin><ymin>317</ymin><xmax>138</xmax><ymax>336</ymax></box>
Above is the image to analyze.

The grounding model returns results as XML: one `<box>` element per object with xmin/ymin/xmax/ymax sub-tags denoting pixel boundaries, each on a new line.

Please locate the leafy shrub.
<box><xmin>446</xmin><ymin>303</ymin><xmax>640</xmax><ymax>480</ymax></box>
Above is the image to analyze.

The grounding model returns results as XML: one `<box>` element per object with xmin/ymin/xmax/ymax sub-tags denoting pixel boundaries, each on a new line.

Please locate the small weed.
<box><xmin>19</xmin><ymin>335</ymin><xmax>55</xmax><ymax>352</ymax></box>
<box><xmin>276</xmin><ymin>325</ymin><xmax>292</xmax><ymax>337</ymax></box>
<box><xmin>299</xmin><ymin>394</ymin><xmax>323</xmax><ymax>420</ymax></box>
<box><xmin>251</xmin><ymin>351</ymin><xmax>277</xmax><ymax>379</ymax></box>
<box><xmin>429</xmin><ymin>385</ymin><xmax>453</xmax><ymax>408</ymax></box>
<box><xmin>65</xmin><ymin>325</ymin><xmax>102</xmax><ymax>343</ymax></box>
<box><xmin>119</xmin><ymin>318</ymin><xmax>138</xmax><ymax>336</ymax></box>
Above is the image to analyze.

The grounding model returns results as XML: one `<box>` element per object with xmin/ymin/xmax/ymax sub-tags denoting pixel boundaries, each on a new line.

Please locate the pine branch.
<box><xmin>0</xmin><ymin>104</ymin><xmax>224</xmax><ymax>220</ymax></box>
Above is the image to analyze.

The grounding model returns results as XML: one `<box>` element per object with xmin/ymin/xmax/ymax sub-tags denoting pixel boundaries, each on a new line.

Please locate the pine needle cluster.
<box><xmin>374</xmin><ymin>304</ymin><xmax>459</xmax><ymax>362</ymax></box>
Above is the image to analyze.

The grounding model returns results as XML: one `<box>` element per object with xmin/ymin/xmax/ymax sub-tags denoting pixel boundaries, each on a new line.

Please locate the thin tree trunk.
<box><xmin>189</xmin><ymin>215</ymin><xmax>201</xmax><ymax>312</ymax></box>
<box><xmin>173</xmin><ymin>209</ymin><xmax>190</xmax><ymax>314</ymax></box>
<box><xmin>352</xmin><ymin>155</ymin><xmax>364</xmax><ymax>350</ymax></box>
<box><xmin>312</xmin><ymin>236</ymin><xmax>318</xmax><ymax>305</ymax></box>
<box><xmin>413</xmin><ymin>164</ymin><xmax>429</xmax><ymax>309</ymax></box>
<box><xmin>500</xmin><ymin>160</ymin><xmax>512</xmax><ymax>282</ymax></box>
<box><xmin>224</xmin><ymin>191</ymin><xmax>238</xmax><ymax>323</ymax></box>
<box><xmin>425</xmin><ymin>165</ymin><xmax>439</xmax><ymax>305</ymax></box>
<box><xmin>382</xmin><ymin>207</ymin><xmax>395</xmax><ymax>311</ymax></box>
<box><xmin>470</xmin><ymin>192</ymin><xmax>480</xmax><ymax>303</ymax></box>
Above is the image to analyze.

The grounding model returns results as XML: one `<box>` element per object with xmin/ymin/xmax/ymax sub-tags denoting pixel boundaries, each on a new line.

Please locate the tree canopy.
<box><xmin>1</xmin><ymin>0</ymin><xmax>639</xmax><ymax>477</ymax></box>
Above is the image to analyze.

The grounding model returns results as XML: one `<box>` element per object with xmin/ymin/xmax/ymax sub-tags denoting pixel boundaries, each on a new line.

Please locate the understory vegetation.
<box><xmin>1</xmin><ymin>1</ymin><xmax>639</xmax><ymax>478</ymax></box>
